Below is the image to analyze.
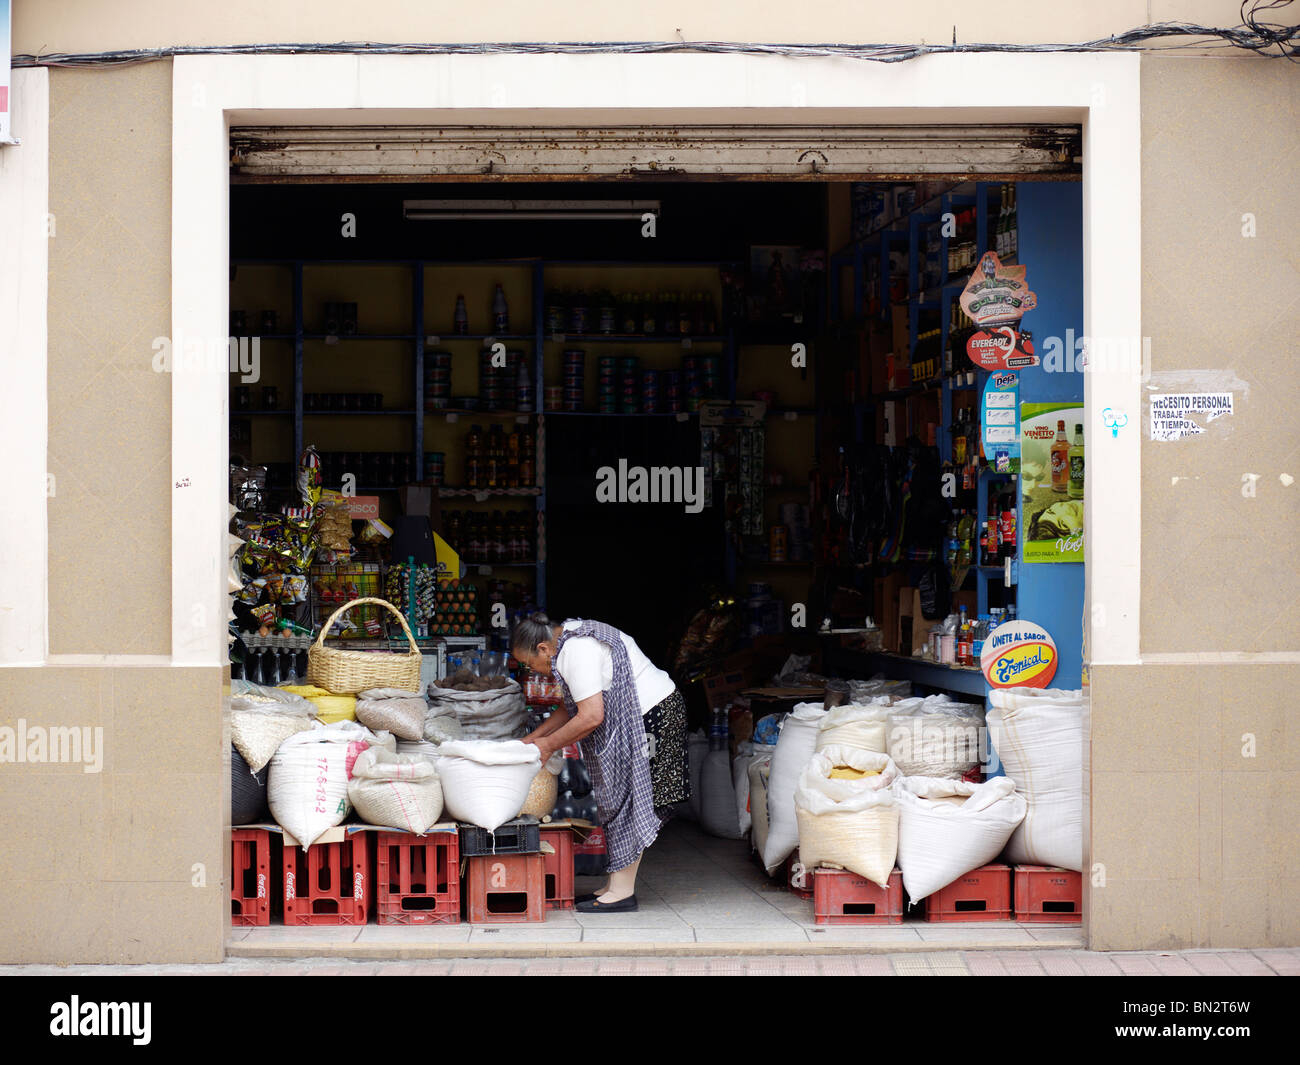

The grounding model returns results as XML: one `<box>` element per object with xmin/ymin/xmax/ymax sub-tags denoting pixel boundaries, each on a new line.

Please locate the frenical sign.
<box><xmin>980</xmin><ymin>620</ymin><xmax>1058</xmax><ymax>689</ymax></box>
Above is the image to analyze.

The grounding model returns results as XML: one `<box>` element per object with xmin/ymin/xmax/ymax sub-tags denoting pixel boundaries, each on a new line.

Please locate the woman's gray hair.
<box><xmin>510</xmin><ymin>612</ymin><xmax>557</xmax><ymax>656</ymax></box>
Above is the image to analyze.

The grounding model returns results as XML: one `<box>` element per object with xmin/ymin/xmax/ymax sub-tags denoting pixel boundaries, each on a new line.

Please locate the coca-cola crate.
<box><xmin>375</xmin><ymin>830</ymin><xmax>460</xmax><ymax>925</ymax></box>
<box><xmin>283</xmin><ymin>835</ymin><xmax>370</xmax><ymax>926</ymax></box>
<box><xmin>813</xmin><ymin>868</ymin><xmax>905</xmax><ymax>925</ymax></box>
<box><xmin>785</xmin><ymin>852</ymin><xmax>814</xmax><ymax>898</ymax></box>
<box><xmin>922</xmin><ymin>864</ymin><xmax>1013</xmax><ymax>922</ymax></box>
<box><xmin>459</xmin><ymin>817</ymin><xmax>541</xmax><ymax>858</ymax></box>
<box><xmin>573</xmin><ymin>824</ymin><xmax>606</xmax><ymax>876</ymax></box>
<box><xmin>464</xmin><ymin>852</ymin><xmax>546</xmax><ymax>923</ymax></box>
<box><xmin>1014</xmin><ymin>864</ymin><xmax>1082</xmax><ymax>923</ymax></box>
<box><xmin>541</xmin><ymin>825</ymin><xmax>575</xmax><ymax>911</ymax></box>
<box><xmin>231</xmin><ymin>829</ymin><xmax>272</xmax><ymax>927</ymax></box>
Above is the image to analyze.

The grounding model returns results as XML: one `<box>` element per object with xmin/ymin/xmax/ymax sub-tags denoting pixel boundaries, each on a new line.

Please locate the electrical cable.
<box><xmin>11</xmin><ymin>1</ymin><xmax>1299</xmax><ymax>69</ymax></box>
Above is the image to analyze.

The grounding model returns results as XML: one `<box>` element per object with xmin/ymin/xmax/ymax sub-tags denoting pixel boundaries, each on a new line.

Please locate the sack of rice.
<box><xmin>896</xmin><ymin>776</ymin><xmax>1027</xmax><ymax>901</ymax></box>
<box><xmin>436</xmin><ymin>739</ymin><xmax>543</xmax><ymax>831</ymax></box>
<box><xmin>793</xmin><ymin>745</ymin><xmax>900</xmax><ymax>888</ymax></box>
<box><xmin>268</xmin><ymin>720</ymin><xmax>373</xmax><ymax>848</ymax></box>
<box><xmin>816</xmin><ymin>704</ymin><xmax>891</xmax><ymax>755</ymax></box>
<box><xmin>423</xmin><ymin>713</ymin><xmax>464</xmax><ymax>745</ymax></box>
<box><xmin>748</xmin><ymin>754</ymin><xmax>773</xmax><ymax>855</ymax></box>
<box><xmin>761</xmin><ymin>702</ymin><xmax>829</xmax><ymax>874</ymax></box>
<box><xmin>347</xmin><ymin>747</ymin><xmax>444</xmax><ymax>834</ymax></box>
<box><xmin>355</xmin><ymin>687</ymin><xmax>427</xmax><ymax>741</ymax></box>
<box><xmin>230</xmin><ymin>684</ymin><xmax>315</xmax><ymax>773</ymax></box>
<box><xmin>887</xmin><ymin>697</ymin><xmax>985</xmax><ymax>778</ymax></box>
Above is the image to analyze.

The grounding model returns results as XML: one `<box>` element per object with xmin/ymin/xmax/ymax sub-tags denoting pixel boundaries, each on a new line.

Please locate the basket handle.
<box><xmin>313</xmin><ymin>597</ymin><xmax>420</xmax><ymax>656</ymax></box>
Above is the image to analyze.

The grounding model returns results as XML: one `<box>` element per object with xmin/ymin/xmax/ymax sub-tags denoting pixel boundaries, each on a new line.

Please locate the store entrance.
<box><xmin>226</xmin><ymin>167</ymin><xmax>1088</xmax><ymax>952</ymax></box>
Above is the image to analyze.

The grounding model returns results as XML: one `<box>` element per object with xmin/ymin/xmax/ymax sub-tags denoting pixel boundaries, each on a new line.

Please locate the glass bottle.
<box><xmin>1068</xmin><ymin>423</ymin><xmax>1085</xmax><ymax>499</ymax></box>
<box><xmin>454</xmin><ymin>294</ymin><xmax>469</xmax><ymax>335</ymax></box>
<box><xmin>1050</xmin><ymin>419</ymin><xmax>1070</xmax><ymax>494</ymax></box>
<box><xmin>641</xmin><ymin>291</ymin><xmax>657</xmax><ymax>335</ymax></box>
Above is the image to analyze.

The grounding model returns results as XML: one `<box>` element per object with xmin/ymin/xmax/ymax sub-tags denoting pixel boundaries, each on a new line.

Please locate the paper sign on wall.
<box><xmin>1149</xmin><ymin>393</ymin><xmax>1233</xmax><ymax>440</ymax></box>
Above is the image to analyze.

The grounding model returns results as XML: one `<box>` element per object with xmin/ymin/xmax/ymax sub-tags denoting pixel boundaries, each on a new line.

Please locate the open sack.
<box><xmin>793</xmin><ymin>745</ymin><xmax>900</xmax><ymax>888</ymax></box>
<box><xmin>435</xmin><ymin>739</ymin><xmax>543</xmax><ymax>831</ymax></box>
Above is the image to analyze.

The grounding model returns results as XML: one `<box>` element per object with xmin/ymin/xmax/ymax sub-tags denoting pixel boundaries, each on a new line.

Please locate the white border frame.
<box><xmin>0</xmin><ymin>67</ymin><xmax>49</xmax><ymax>665</ymax></box>
<box><xmin>170</xmin><ymin>52</ymin><xmax>1141</xmax><ymax>667</ymax></box>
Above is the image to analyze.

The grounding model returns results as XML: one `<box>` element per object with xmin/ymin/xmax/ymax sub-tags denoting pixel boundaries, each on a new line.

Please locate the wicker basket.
<box><xmin>307</xmin><ymin>597</ymin><xmax>422</xmax><ymax>694</ymax></box>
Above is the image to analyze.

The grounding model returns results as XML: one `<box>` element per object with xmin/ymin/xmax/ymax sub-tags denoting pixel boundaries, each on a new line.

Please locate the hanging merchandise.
<box><xmin>981</xmin><ymin>371</ymin><xmax>1022</xmax><ymax>474</ymax></box>
<box><xmin>986</xmin><ymin>687</ymin><xmax>1084</xmax><ymax>872</ymax></box>
<box><xmin>761</xmin><ymin>702</ymin><xmax>829</xmax><ymax>875</ymax></box>
<box><xmin>895</xmin><ymin>776</ymin><xmax>1027</xmax><ymax>902</ymax></box>
<box><xmin>347</xmin><ymin>747</ymin><xmax>445</xmax><ymax>834</ymax></box>
<box><xmin>1018</xmin><ymin>403</ymin><xmax>1085</xmax><ymax>563</ymax></box>
<box><xmin>793</xmin><ymin>746</ymin><xmax>900</xmax><ymax>888</ymax></box>
<box><xmin>435</xmin><ymin>739</ymin><xmax>543</xmax><ymax>832</ymax></box>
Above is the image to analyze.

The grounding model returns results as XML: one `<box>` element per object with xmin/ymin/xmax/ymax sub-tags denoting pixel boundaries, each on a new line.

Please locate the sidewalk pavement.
<box><xmin>3</xmin><ymin>948</ymin><xmax>1295</xmax><ymax>976</ymax></box>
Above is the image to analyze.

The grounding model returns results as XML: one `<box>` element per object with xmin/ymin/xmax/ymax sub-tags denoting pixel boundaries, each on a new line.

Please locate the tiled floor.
<box><xmin>225</xmin><ymin>818</ymin><xmax>1083</xmax><ymax>955</ymax></box>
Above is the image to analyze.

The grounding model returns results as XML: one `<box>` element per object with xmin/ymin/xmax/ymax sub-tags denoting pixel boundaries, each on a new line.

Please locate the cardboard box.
<box><xmin>704</xmin><ymin>669</ymin><xmax>749</xmax><ymax>711</ymax></box>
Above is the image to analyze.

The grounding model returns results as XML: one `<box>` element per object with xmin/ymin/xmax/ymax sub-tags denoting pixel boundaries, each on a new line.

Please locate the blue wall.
<box><xmin>1013</xmin><ymin>181</ymin><xmax>1084</xmax><ymax>690</ymax></box>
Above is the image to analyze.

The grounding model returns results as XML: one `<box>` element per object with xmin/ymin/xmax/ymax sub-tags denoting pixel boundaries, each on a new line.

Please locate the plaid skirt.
<box><xmin>643</xmin><ymin>688</ymin><xmax>690</xmax><ymax>815</ymax></box>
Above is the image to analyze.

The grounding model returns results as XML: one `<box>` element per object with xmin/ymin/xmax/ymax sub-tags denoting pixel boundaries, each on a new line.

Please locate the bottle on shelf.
<box><xmin>995</xmin><ymin>185</ymin><xmax>1009</xmax><ymax>257</ymax></box>
<box><xmin>999</xmin><ymin>491</ymin><xmax>1017</xmax><ymax>561</ymax></box>
<box><xmin>491</xmin><ymin>284</ymin><xmax>509</xmax><ymax>334</ymax></box>
<box><xmin>1068</xmin><ymin>423</ymin><xmax>1084</xmax><ymax>499</ymax></box>
<box><xmin>454</xmin><ymin>294</ymin><xmax>469</xmax><ymax>335</ymax></box>
<box><xmin>621</xmin><ymin>292</ymin><xmax>640</xmax><ymax>335</ymax></box>
<box><xmin>641</xmin><ymin>291</ymin><xmax>657</xmax><ymax>336</ymax></box>
<box><xmin>515</xmin><ymin>358</ymin><xmax>532</xmax><ymax>413</ymax></box>
<box><xmin>957</xmin><ymin>606</ymin><xmax>972</xmax><ymax>666</ymax></box>
<box><xmin>1050</xmin><ymin>419</ymin><xmax>1070</xmax><ymax>494</ymax></box>
<box><xmin>1003</xmin><ymin>183</ymin><xmax>1013</xmax><ymax>258</ymax></box>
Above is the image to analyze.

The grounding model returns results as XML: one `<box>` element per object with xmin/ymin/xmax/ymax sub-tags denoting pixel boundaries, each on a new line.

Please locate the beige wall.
<box><xmin>2</xmin><ymin>40</ymin><xmax>1296</xmax><ymax>960</ymax></box>
<box><xmin>1081</xmin><ymin>54</ymin><xmax>1300</xmax><ymax>951</ymax></box>
<box><xmin>12</xmin><ymin>2</ymin><xmax>1250</xmax><ymax>52</ymax></box>
<box><xmin>47</xmin><ymin>60</ymin><xmax>173</xmax><ymax>655</ymax></box>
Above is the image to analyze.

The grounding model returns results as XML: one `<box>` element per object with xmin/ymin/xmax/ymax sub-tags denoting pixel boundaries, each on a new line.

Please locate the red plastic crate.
<box><xmin>813</xmin><ymin>868</ymin><xmax>904</xmax><ymax>925</ymax></box>
<box><xmin>283</xmin><ymin>835</ymin><xmax>371</xmax><ymax>925</ymax></box>
<box><xmin>922</xmin><ymin>864</ymin><xmax>1013</xmax><ymax>922</ymax></box>
<box><xmin>1014</xmin><ymin>864</ymin><xmax>1083</xmax><ymax>923</ymax></box>
<box><xmin>464</xmin><ymin>853</ymin><xmax>546</xmax><ymax>924</ymax></box>
<box><xmin>785</xmin><ymin>852</ymin><xmax>814</xmax><ymax>898</ymax></box>
<box><xmin>541</xmin><ymin>826</ymin><xmax>575</xmax><ymax>911</ymax></box>
<box><xmin>375</xmin><ymin>830</ymin><xmax>460</xmax><ymax>925</ymax></box>
<box><xmin>232</xmin><ymin>829</ymin><xmax>272</xmax><ymax>927</ymax></box>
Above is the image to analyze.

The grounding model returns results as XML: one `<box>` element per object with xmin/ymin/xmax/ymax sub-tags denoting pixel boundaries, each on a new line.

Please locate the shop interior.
<box><xmin>226</xmin><ymin>168</ymin><xmax>1087</xmax><ymax>946</ymax></box>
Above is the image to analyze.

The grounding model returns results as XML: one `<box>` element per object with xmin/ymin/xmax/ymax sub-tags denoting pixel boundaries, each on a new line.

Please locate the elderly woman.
<box><xmin>510</xmin><ymin>612</ymin><xmax>689</xmax><ymax>913</ymax></box>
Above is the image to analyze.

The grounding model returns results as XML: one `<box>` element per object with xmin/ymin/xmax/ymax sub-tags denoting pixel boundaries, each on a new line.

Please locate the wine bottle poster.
<box><xmin>1019</xmin><ymin>402</ymin><xmax>1084</xmax><ymax>564</ymax></box>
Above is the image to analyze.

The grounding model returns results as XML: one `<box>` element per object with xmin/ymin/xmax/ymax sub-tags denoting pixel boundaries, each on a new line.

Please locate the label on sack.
<box><xmin>980</xmin><ymin>620</ymin><xmax>1058</xmax><ymax>689</ymax></box>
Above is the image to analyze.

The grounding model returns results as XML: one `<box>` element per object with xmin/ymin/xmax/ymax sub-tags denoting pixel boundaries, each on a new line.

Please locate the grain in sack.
<box><xmin>230</xmin><ymin>682</ymin><xmax>316</xmax><ymax>773</ymax></box>
<box><xmin>347</xmin><ymin>746</ymin><xmax>444</xmax><ymax>834</ymax></box>
<box><xmin>517</xmin><ymin>752</ymin><xmax>565</xmax><ymax>819</ymax></box>
<box><xmin>887</xmin><ymin>695</ymin><xmax>985</xmax><ymax>778</ymax></box>
<box><xmin>895</xmin><ymin>776</ymin><xmax>1027</xmax><ymax>901</ymax></box>
<box><xmin>986</xmin><ymin>687</ymin><xmax>1083</xmax><ymax>871</ymax></box>
<box><xmin>436</xmin><ymin>739</ymin><xmax>542</xmax><ymax>831</ymax></box>
<box><xmin>793</xmin><ymin>745</ymin><xmax>900</xmax><ymax>888</ymax></box>
<box><xmin>355</xmin><ymin>687</ymin><xmax>428</xmax><ymax>741</ymax></box>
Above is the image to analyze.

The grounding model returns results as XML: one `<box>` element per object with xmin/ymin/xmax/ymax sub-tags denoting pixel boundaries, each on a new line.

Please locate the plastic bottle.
<box><xmin>454</xmin><ymin>294</ymin><xmax>469</xmax><ymax>335</ymax></box>
<box><xmin>957</xmin><ymin>607</ymin><xmax>972</xmax><ymax>666</ymax></box>
<box><xmin>516</xmin><ymin>358</ymin><xmax>533</xmax><ymax>413</ymax></box>
<box><xmin>492</xmin><ymin>283</ymin><xmax>509</xmax><ymax>334</ymax></box>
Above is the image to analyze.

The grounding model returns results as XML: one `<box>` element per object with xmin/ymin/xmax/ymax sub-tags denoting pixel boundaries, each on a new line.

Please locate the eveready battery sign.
<box><xmin>0</xmin><ymin>0</ymin><xmax>10</xmax><ymax>145</ymax></box>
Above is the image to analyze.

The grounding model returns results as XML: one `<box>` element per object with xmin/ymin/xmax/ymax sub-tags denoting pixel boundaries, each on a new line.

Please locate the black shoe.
<box><xmin>575</xmin><ymin>894</ymin><xmax>639</xmax><ymax>913</ymax></box>
<box><xmin>574</xmin><ymin>893</ymin><xmax>599</xmax><ymax>905</ymax></box>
